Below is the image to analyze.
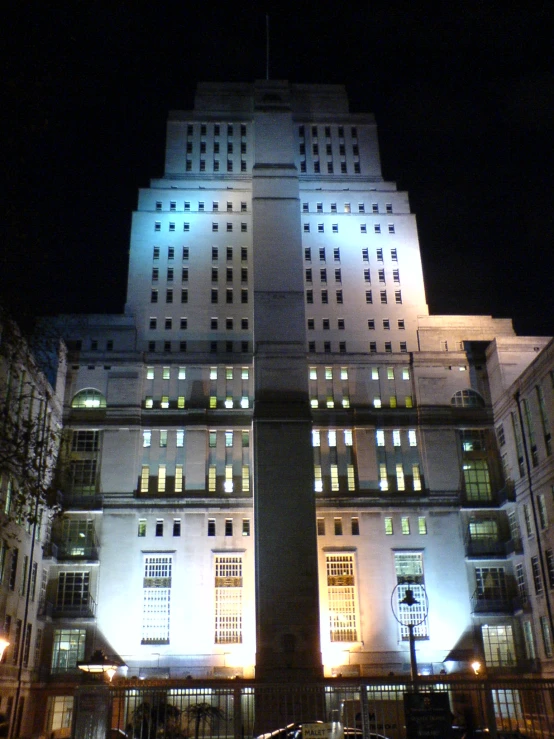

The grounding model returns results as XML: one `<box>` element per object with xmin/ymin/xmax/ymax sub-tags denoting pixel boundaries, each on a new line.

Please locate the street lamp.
<box><xmin>78</xmin><ymin>649</ymin><xmax>123</xmax><ymax>681</ymax></box>
<box><xmin>0</xmin><ymin>638</ymin><xmax>10</xmax><ymax>662</ymax></box>
<box><xmin>391</xmin><ymin>581</ymin><xmax>429</xmax><ymax>691</ymax></box>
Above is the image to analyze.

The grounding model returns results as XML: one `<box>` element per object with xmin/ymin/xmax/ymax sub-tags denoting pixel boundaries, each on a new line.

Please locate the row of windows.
<box><xmin>384</xmin><ymin>516</ymin><xmax>427</xmax><ymax>536</ymax></box>
<box><xmin>307</xmin><ymin>318</ymin><xmax>405</xmax><ymax>331</ymax></box>
<box><xmin>308</xmin><ymin>341</ymin><xmax>409</xmax><ymax>354</ymax></box>
<box><xmin>154</xmin><ymin>221</ymin><xmax>249</xmax><ymax>233</ymax></box>
<box><xmin>155</xmin><ymin>201</ymin><xmax>249</xmax><ymax>213</ymax></box>
<box><xmin>303</xmin><ymin>202</ymin><xmax>394</xmax><ymax>215</ymax></box>
<box><xmin>185</xmin><ymin>159</ymin><xmax>249</xmax><ymax>173</ymax></box>
<box><xmin>2</xmin><ymin>613</ymin><xmax>37</xmax><ymax>669</ymax></box>
<box><xmin>306</xmin><ymin>289</ymin><xmax>403</xmax><ymax>305</ymax></box>
<box><xmin>299</xmin><ymin>124</ymin><xmax>359</xmax><ymax>139</ymax></box>
<box><xmin>142</xmin><ymin>364</ymin><xmax>410</xmax><ymax>383</ymax></box>
<box><xmin>186</xmin><ymin>123</ymin><xmax>247</xmax><ymax>137</ymax></box>
<box><xmin>309</xmin><ymin>366</ymin><xmax>410</xmax><ymax>381</ymax></box>
<box><xmin>144</xmin><ymin>394</ymin><xmax>250</xmax><ymax>410</ymax></box>
<box><xmin>184</xmin><ymin>141</ymin><xmax>247</xmax><ymax>155</ymax></box>
<box><xmin>152</xmin><ymin>288</ymin><xmax>403</xmax><ymax>306</ymax></box>
<box><xmin>137</xmin><ymin>517</ymin><xmax>251</xmax><ymax>538</ymax></box>
<box><xmin>149</xmin><ymin>317</ymin><xmax>250</xmax><ymax>331</ymax></box>
<box><xmin>143</xmin><ymin>428</ymin><xmax>250</xmax><ymax>448</ymax></box>
<box><xmin>299</xmin><ymin>161</ymin><xmax>360</xmax><ymax>174</ymax></box>
<box><xmin>306</xmin><ymin>268</ymin><xmax>401</xmax><ymax>284</ymax></box>
<box><xmin>314</xmin><ymin>461</ymin><xmax>421</xmax><ymax>493</ymax></box>
<box><xmin>153</xmin><ymin>246</ymin><xmax>248</xmax><ymax>261</ymax></box>
<box><xmin>303</xmin><ymin>223</ymin><xmax>395</xmax><ymax>234</ymax></box>
<box><xmin>145</xmin><ymin>366</ymin><xmax>249</xmax><ymax>381</ymax></box>
<box><xmin>145</xmin><ymin>340</ymin><xmax>251</xmax><ymax>354</ymax></box>
<box><xmin>305</xmin><ymin>247</ymin><xmax>398</xmax><ymax>263</ymax></box>
<box><xmin>153</xmin><ymin>267</ymin><xmax>249</xmax><ymax>282</ymax></box>
<box><xmin>140</xmin><ymin>464</ymin><xmax>250</xmax><ymax>494</ymax></box>
<box><xmin>151</xmin><ymin>288</ymin><xmax>249</xmax><ymax>304</ymax></box>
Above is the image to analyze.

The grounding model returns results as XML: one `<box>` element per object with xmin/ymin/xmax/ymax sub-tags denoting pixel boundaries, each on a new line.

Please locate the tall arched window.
<box><xmin>71</xmin><ymin>389</ymin><xmax>106</xmax><ymax>409</ymax></box>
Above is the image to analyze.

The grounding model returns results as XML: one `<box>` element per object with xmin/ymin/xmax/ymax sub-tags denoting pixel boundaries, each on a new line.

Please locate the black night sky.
<box><xmin>3</xmin><ymin>2</ymin><xmax>554</xmax><ymax>336</ymax></box>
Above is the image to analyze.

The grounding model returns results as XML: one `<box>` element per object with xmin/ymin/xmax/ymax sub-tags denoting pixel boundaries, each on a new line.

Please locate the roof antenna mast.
<box><xmin>266</xmin><ymin>14</ymin><xmax>270</xmax><ymax>80</ymax></box>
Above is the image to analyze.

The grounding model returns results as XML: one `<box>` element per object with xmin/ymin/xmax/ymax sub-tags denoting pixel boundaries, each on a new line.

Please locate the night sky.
<box><xmin>3</xmin><ymin>2</ymin><xmax>554</xmax><ymax>336</ymax></box>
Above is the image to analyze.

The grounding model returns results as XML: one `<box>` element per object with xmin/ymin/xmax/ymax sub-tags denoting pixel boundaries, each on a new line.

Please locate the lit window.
<box><xmin>159</xmin><ymin>430</ymin><xmax>168</xmax><ymax>448</ymax></box>
<box><xmin>405</xmin><ymin>396</ymin><xmax>413</xmax><ymax>408</ymax></box>
<box><xmin>224</xmin><ymin>465</ymin><xmax>233</xmax><ymax>493</ymax></box>
<box><xmin>242</xmin><ymin>466</ymin><xmax>250</xmax><ymax>492</ymax></box>
<box><xmin>145</xmin><ymin>397</ymin><xmax>153</xmax><ymax>409</ymax></box>
<box><xmin>342</xmin><ymin>397</ymin><xmax>350</xmax><ymax>408</ymax></box>
<box><xmin>51</xmin><ymin>630</ymin><xmax>86</xmax><ymax>672</ymax></box>
<box><xmin>396</xmin><ymin>463</ymin><xmax>405</xmax><ymax>491</ymax></box>
<box><xmin>414</xmin><ymin>465</ymin><xmax>423</xmax><ymax>492</ymax></box>
<box><xmin>143</xmin><ymin>430</ymin><xmax>152</xmax><ymax>448</ymax></box>
<box><xmin>312</xmin><ymin>430</ymin><xmax>321</xmax><ymax>447</ymax></box>
<box><xmin>401</xmin><ymin>517</ymin><xmax>410</xmax><ymax>535</ymax></box>
<box><xmin>379</xmin><ymin>464</ymin><xmax>388</xmax><ymax>491</ymax></box>
<box><xmin>326</xmin><ymin>397</ymin><xmax>334</xmax><ymax>409</ymax></box>
<box><xmin>224</xmin><ymin>396</ymin><xmax>233</xmax><ymax>409</ymax></box>
<box><xmin>384</xmin><ymin>517</ymin><xmax>393</xmax><ymax>535</ymax></box>
<box><xmin>138</xmin><ymin>519</ymin><xmax>146</xmax><ymax>537</ymax></box>
<box><xmin>373</xmin><ymin>397</ymin><xmax>382</xmax><ymax>409</ymax></box>
<box><xmin>418</xmin><ymin>516</ymin><xmax>427</xmax><ymax>535</ymax></box>
<box><xmin>140</xmin><ymin>466</ymin><xmax>149</xmax><ymax>493</ymax></box>
<box><xmin>393</xmin><ymin>429</ymin><xmax>401</xmax><ymax>447</ymax></box>
<box><xmin>209</xmin><ymin>396</ymin><xmax>217</xmax><ymax>409</ymax></box>
<box><xmin>314</xmin><ymin>465</ymin><xmax>323</xmax><ymax>492</ymax></box>
<box><xmin>158</xmin><ymin>465</ymin><xmax>166</xmax><ymax>493</ymax></box>
<box><xmin>177</xmin><ymin>396</ymin><xmax>185</xmax><ymax>409</ymax></box>
<box><xmin>311</xmin><ymin>398</ymin><xmax>319</xmax><ymax>409</ymax></box>
<box><xmin>376</xmin><ymin>429</ymin><xmax>385</xmax><ymax>447</ymax></box>
<box><xmin>390</xmin><ymin>396</ymin><xmax>397</xmax><ymax>408</ymax></box>
<box><xmin>326</xmin><ymin>553</ymin><xmax>358</xmax><ymax>641</ymax></box>
<box><xmin>71</xmin><ymin>389</ymin><xmax>107</xmax><ymax>409</ymax></box>
<box><xmin>331</xmin><ymin>465</ymin><xmax>339</xmax><ymax>491</ymax></box>
<box><xmin>347</xmin><ymin>463</ymin><xmax>355</xmax><ymax>490</ymax></box>
<box><xmin>394</xmin><ymin>553</ymin><xmax>428</xmax><ymax>639</ymax></box>
<box><xmin>214</xmin><ymin>555</ymin><xmax>243</xmax><ymax>644</ymax></box>
<box><xmin>176</xmin><ymin>430</ymin><xmax>184</xmax><ymax>447</ymax></box>
<box><xmin>208</xmin><ymin>465</ymin><xmax>217</xmax><ymax>492</ymax></box>
<box><xmin>161</xmin><ymin>396</ymin><xmax>169</xmax><ymax>409</ymax></box>
<box><xmin>408</xmin><ymin>429</ymin><xmax>417</xmax><ymax>447</ymax></box>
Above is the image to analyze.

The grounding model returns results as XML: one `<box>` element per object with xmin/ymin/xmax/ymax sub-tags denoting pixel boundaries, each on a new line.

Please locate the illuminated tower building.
<box><xmin>32</xmin><ymin>81</ymin><xmax>554</xmax><ymax>733</ymax></box>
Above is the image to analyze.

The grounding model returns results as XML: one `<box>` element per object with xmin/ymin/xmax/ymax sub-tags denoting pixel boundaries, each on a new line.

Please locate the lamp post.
<box><xmin>77</xmin><ymin>649</ymin><xmax>123</xmax><ymax>682</ymax></box>
<box><xmin>0</xmin><ymin>638</ymin><xmax>10</xmax><ymax>662</ymax></box>
<box><xmin>391</xmin><ymin>581</ymin><xmax>429</xmax><ymax>691</ymax></box>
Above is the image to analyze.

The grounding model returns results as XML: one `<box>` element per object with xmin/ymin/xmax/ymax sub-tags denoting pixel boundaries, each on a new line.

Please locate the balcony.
<box><xmin>465</xmin><ymin>537</ymin><xmax>507</xmax><ymax>559</ymax></box>
<box><xmin>464</xmin><ymin>535</ymin><xmax>523</xmax><ymax>558</ymax></box>
<box><xmin>471</xmin><ymin>589</ymin><xmax>522</xmax><ymax>615</ymax></box>
<box><xmin>51</xmin><ymin>594</ymin><xmax>97</xmax><ymax>619</ymax></box>
<box><xmin>56</xmin><ymin>541</ymin><xmax>99</xmax><ymax>561</ymax></box>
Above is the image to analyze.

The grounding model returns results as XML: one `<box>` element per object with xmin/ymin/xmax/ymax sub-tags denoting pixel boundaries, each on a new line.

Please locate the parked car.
<box><xmin>256</xmin><ymin>723</ymin><xmax>389</xmax><ymax>739</ymax></box>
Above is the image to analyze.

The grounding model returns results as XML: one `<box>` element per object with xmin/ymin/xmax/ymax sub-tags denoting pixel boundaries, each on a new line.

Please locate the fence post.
<box><xmin>72</xmin><ymin>683</ymin><xmax>111</xmax><ymax>739</ymax></box>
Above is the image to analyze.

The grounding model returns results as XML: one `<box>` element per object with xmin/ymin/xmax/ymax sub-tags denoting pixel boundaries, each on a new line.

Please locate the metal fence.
<box><xmin>102</xmin><ymin>677</ymin><xmax>554</xmax><ymax>739</ymax></box>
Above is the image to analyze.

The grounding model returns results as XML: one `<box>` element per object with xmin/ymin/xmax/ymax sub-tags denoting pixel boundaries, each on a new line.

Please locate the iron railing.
<box><xmin>98</xmin><ymin>677</ymin><xmax>554</xmax><ymax>739</ymax></box>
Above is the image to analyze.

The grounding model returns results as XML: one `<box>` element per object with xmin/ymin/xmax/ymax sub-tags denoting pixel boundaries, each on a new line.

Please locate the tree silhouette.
<box><xmin>184</xmin><ymin>703</ymin><xmax>226</xmax><ymax>739</ymax></box>
<box><xmin>132</xmin><ymin>697</ymin><xmax>186</xmax><ymax>739</ymax></box>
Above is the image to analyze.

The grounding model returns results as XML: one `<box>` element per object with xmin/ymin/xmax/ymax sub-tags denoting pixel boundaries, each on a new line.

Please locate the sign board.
<box><xmin>404</xmin><ymin>693</ymin><xmax>452</xmax><ymax>739</ymax></box>
<box><xmin>303</xmin><ymin>723</ymin><xmax>342</xmax><ymax>739</ymax></box>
